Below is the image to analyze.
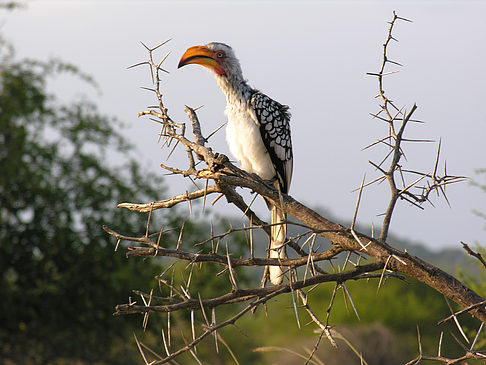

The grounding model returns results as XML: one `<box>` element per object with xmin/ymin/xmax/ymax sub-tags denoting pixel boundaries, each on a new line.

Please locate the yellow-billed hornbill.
<box><xmin>178</xmin><ymin>43</ymin><xmax>293</xmax><ymax>285</ymax></box>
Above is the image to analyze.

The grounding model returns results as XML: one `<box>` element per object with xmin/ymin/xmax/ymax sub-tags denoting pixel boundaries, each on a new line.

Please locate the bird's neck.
<box><xmin>215</xmin><ymin>73</ymin><xmax>252</xmax><ymax>105</ymax></box>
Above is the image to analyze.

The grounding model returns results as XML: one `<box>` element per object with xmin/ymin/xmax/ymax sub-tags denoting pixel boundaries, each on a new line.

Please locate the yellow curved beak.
<box><xmin>178</xmin><ymin>45</ymin><xmax>226</xmax><ymax>75</ymax></box>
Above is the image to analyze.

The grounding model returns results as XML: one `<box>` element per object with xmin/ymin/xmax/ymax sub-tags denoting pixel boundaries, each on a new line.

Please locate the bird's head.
<box><xmin>178</xmin><ymin>42</ymin><xmax>241</xmax><ymax>78</ymax></box>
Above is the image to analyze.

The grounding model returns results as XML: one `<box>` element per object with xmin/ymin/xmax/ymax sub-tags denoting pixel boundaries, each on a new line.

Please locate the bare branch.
<box><xmin>114</xmin><ymin>263</ymin><xmax>384</xmax><ymax>316</ymax></box>
<box><xmin>115</xmin><ymin>21</ymin><xmax>486</xmax><ymax>363</ymax></box>
<box><xmin>462</xmin><ymin>241</ymin><xmax>486</xmax><ymax>270</ymax></box>
<box><xmin>118</xmin><ymin>185</ymin><xmax>222</xmax><ymax>212</ymax></box>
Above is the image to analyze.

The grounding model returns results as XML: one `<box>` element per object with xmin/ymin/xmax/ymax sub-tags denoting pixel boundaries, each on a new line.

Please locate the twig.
<box><xmin>462</xmin><ymin>242</ymin><xmax>486</xmax><ymax>270</ymax></box>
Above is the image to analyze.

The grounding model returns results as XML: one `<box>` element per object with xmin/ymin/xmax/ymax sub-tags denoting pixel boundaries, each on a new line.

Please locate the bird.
<box><xmin>178</xmin><ymin>42</ymin><xmax>293</xmax><ymax>285</ymax></box>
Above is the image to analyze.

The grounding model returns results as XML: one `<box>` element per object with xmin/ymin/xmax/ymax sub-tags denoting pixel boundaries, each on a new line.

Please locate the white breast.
<box><xmin>225</xmin><ymin>103</ymin><xmax>275</xmax><ymax>180</ymax></box>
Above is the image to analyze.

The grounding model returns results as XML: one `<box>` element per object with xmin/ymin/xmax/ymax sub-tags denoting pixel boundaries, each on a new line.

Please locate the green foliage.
<box><xmin>223</xmin><ymin>276</ymin><xmax>478</xmax><ymax>364</ymax></box>
<box><xmin>0</xmin><ymin>39</ymin><xmax>183</xmax><ymax>363</ymax></box>
<box><xmin>0</xmin><ymin>1</ymin><xmax>23</xmax><ymax>10</ymax></box>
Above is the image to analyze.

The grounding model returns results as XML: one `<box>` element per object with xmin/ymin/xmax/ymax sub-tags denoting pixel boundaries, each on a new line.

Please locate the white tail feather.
<box><xmin>269</xmin><ymin>205</ymin><xmax>287</xmax><ymax>285</ymax></box>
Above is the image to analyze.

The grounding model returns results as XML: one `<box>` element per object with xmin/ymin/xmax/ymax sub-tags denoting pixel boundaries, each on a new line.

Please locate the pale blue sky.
<box><xmin>3</xmin><ymin>1</ymin><xmax>486</xmax><ymax>250</ymax></box>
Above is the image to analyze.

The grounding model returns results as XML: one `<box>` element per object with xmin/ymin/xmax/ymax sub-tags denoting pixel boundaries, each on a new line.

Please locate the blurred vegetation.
<box><xmin>0</xmin><ymin>36</ymin><xmax>190</xmax><ymax>363</ymax></box>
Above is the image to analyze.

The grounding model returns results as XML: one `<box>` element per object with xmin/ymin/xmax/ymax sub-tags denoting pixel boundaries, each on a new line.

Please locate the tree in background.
<box><xmin>0</xmin><ymin>37</ymin><xmax>192</xmax><ymax>363</ymax></box>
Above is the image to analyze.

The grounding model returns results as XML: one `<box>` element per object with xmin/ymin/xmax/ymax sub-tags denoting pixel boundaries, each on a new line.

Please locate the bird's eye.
<box><xmin>216</xmin><ymin>51</ymin><xmax>225</xmax><ymax>58</ymax></box>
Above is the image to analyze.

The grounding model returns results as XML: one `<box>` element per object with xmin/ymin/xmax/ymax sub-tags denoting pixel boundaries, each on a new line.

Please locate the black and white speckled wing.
<box><xmin>249</xmin><ymin>91</ymin><xmax>293</xmax><ymax>194</ymax></box>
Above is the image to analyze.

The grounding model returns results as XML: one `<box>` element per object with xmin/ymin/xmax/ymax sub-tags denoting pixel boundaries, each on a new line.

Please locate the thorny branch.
<box><xmin>365</xmin><ymin>11</ymin><xmax>466</xmax><ymax>242</ymax></box>
<box><xmin>405</xmin><ymin>324</ymin><xmax>486</xmax><ymax>364</ymax></box>
<box><xmin>105</xmin><ymin>12</ymin><xmax>486</xmax><ymax>364</ymax></box>
<box><xmin>115</xmin><ymin>263</ymin><xmax>384</xmax><ymax>316</ymax></box>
